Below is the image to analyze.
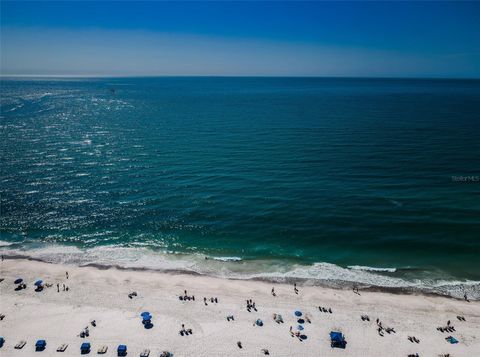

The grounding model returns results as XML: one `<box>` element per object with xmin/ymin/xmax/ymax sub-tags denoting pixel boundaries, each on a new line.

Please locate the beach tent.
<box><xmin>330</xmin><ymin>331</ymin><xmax>347</xmax><ymax>349</ymax></box>
<box><xmin>446</xmin><ymin>336</ymin><xmax>459</xmax><ymax>344</ymax></box>
<box><xmin>14</xmin><ymin>278</ymin><xmax>23</xmax><ymax>284</ymax></box>
<box><xmin>81</xmin><ymin>342</ymin><xmax>91</xmax><ymax>354</ymax></box>
<box><xmin>117</xmin><ymin>344</ymin><xmax>127</xmax><ymax>356</ymax></box>
<box><xmin>35</xmin><ymin>339</ymin><xmax>47</xmax><ymax>351</ymax></box>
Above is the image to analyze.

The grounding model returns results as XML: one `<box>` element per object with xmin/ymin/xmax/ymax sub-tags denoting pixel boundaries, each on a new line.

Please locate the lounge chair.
<box><xmin>117</xmin><ymin>344</ymin><xmax>127</xmax><ymax>356</ymax></box>
<box><xmin>330</xmin><ymin>331</ymin><xmax>347</xmax><ymax>349</ymax></box>
<box><xmin>35</xmin><ymin>339</ymin><xmax>47</xmax><ymax>351</ymax></box>
<box><xmin>140</xmin><ymin>349</ymin><xmax>150</xmax><ymax>357</ymax></box>
<box><xmin>97</xmin><ymin>345</ymin><xmax>108</xmax><ymax>354</ymax></box>
<box><xmin>57</xmin><ymin>343</ymin><xmax>68</xmax><ymax>352</ymax></box>
<box><xmin>15</xmin><ymin>340</ymin><xmax>26</xmax><ymax>349</ymax></box>
<box><xmin>80</xmin><ymin>342</ymin><xmax>91</xmax><ymax>354</ymax></box>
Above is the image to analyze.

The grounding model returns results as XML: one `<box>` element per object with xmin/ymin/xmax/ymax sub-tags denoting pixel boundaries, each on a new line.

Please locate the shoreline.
<box><xmin>1</xmin><ymin>253</ymin><xmax>474</xmax><ymax>302</ymax></box>
<box><xmin>1</xmin><ymin>258</ymin><xmax>479</xmax><ymax>356</ymax></box>
<box><xmin>1</xmin><ymin>244</ymin><xmax>479</xmax><ymax>302</ymax></box>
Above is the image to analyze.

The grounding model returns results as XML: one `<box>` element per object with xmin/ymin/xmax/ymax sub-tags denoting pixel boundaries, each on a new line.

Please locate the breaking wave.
<box><xmin>1</xmin><ymin>243</ymin><xmax>479</xmax><ymax>301</ymax></box>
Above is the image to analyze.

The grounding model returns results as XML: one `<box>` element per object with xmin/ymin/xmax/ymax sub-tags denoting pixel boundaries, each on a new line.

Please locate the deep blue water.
<box><xmin>1</xmin><ymin>77</ymin><xmax>480</xmax><ymax>286</ymax></box>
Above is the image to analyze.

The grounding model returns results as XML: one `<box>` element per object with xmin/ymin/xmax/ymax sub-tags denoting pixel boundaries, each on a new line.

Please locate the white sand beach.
<box><xmin>0</xmin><ymin>258</ymin><xmax>479</xmax><ymax>357</ymax></box>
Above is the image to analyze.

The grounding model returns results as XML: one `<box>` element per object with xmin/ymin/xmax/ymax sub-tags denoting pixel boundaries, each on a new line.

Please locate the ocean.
<box><xmin>1</xmin><ymin>77</ymin><xmax>479</xmax><ymax>299</ymax></box>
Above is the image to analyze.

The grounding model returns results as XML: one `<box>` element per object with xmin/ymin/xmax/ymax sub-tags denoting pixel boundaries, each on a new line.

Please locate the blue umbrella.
<box><xmin>294</xmin><ymin>310</ymin><xmax>302</xmax><ymax>317</ymax></box>
<box><xmin>297</xmin><ymin>318</ymin><xmax>305</xmax><ymax>324</ymax></box>
<box><xmin>300</xmin><ymin>334</ymin><xmax>308</xmax><ymax>340</ymax></box>
<box><xmin>14</xmin><ymin>278</ymin><xmax>23</xmax><ymax>284</ymax></box>
<box><xmin>140</xmin><ymin>312</ymin><xmax>151</xmax><ymax>318</ymax></box>
<box><xmin>34</xmin><ymin>280</ymin><xmax>43</xmax><ymax>286</ymax></box>
<box><xmin>142</xmin><ymin>314</ymin><xmax>152</xmax><ymax>321</ymax></box>
<box><xmin>297</xmin><ymin>325</ymin><xmax>304</xmax><ymax>331</ymax></box>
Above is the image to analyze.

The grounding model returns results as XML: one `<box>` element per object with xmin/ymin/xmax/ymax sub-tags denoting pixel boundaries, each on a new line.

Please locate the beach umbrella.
<box><xmin>34</xmin><ymin>280</ymin><xmax>43</xmax><ymax>286</ymax></box>
<box><xmin>297</xmin><ymin>325</ymin><xmax>304</xmax><ymax>331</ymax></box>
<box><xmin>140</xmin><ymin>312</ymin><xmax>151</xmax><ymax>318</ymax></box>
<box><xmin>294</xmin><ymin>310</ymin><xmax>302</xmax><ymax>317</ymax></box>
<box><xmin>297</xmin><ymin>318</ymin><xmax>305</xmax><ymax>324</ymax></box>
<box><xmin>300</xmin><ymin>334</ymin><xmax>308</xmax><ymax>340</ymax></box>
<box><xmin>142</xmin><ymin>314</ymin><xmax>152</xmax><ymax>321</ymax></box>
<box><xmin>14</xmin><ymin>278</ymin><xmax>23</xmax><ymax>284</ymax></box>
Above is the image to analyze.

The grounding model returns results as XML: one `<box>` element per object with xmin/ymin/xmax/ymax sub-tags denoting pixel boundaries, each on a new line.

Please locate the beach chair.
<box><xmin>15</xmin><ymin>340</ymin><xmax>26</xmax><ymax>349</ymax></box>
<box><xmin>0</xmin><ymin>337</ymin><xmax>4</xmax><ymax>348</ymax></box>
<box><xmin>140</xmin><ymin>348</ymin><xmax>150</xmax><ymax>357</ymax></box>
<box><xmin>57</xmin><ymin>343</ymin><xmax>68</xmax><ymax>352</ymax></box>
<box><xmin>330</xmin><ymin>331</ymin><xmax>347</xmax><ymax>349</ymax></box>
<box><xmin>80</xmin><ymin>342</ymin><xmax>91</xmax><ymax>354</ymax></box>
<box><xmin>35</xmin><ymin>339</ymin><xmax>47</xmax><ymax>351</ymax></box>
<box><xmin>117</xmin><ymin>344</ymin><xmax>127</xmax><ymax>356</ymax></box>
<box><xmin>97</xmin><ymin>345</ymin><xmax>108</xmax><ymax>354</ymax></box>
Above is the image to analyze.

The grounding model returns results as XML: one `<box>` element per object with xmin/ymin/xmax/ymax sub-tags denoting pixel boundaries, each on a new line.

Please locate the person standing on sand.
<box><xmin>57</xmin><ymin>283</ymin><xmax>59</xmax><ymax>292</ymax></box>
<box><xmin>294</xmin><ymin>283</ymin><xmax>298</xmax><ymax>294</ymax></box>
<box><xmin>271</xmin><ymin>287</ymin><xmax>275</xmax><ymax>296</ymax></box>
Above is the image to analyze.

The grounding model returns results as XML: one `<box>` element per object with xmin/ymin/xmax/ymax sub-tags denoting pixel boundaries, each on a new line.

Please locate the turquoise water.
<box><xmin>1</xmin><ymin>77</ymin><xmax>480</xmax><ymax>295</ymax></box>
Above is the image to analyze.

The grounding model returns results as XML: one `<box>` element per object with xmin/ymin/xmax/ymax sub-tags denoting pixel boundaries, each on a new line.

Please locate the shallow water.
<box><xmin>1</xmin><ymin>77</ymin><xmax>480</xmax><ymax>297</ymax></box>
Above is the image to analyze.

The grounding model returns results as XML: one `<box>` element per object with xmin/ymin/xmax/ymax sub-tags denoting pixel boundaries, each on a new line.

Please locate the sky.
<box><xmin>1</xmin><ymin>1</ymin><xmax>480</xmax><ymax>77</ymax></box>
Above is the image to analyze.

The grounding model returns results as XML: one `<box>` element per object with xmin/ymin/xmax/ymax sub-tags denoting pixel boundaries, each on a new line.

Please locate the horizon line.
<box><xmin>2</xmin><ymin>74</ymin><xmax>480</xmax><ymax>80</ymax></box>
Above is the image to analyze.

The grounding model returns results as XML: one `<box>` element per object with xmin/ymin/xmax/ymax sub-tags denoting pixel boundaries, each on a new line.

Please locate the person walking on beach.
<box><xmin>66</xmin><ymin>271</ymin><xmax>69</xmax><ymax>279</ymax></box>
<box><xmin>57</xmin><ymin>283</ymin><xmax>59</xmax><ymax>292</ymax></box>
<box><xmin>294</xmin><ymin>283</ymin><xmax>298</xmax><ymax>294</ymax></box>
<box><xmin>63</xmin><ymin>283</ymin><xmax>65</xmax><ymax>291</ymax></box>
<box><xmin>271</xmin><ymin>287</ymin><xmax>276</xmax><ymax>296</ymax></box>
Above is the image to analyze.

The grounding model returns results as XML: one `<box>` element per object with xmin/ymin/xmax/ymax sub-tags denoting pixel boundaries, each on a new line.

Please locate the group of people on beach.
<box><xmin>56</xmin><ymin>283</ymin><xmax>69</xmax><ymax>292</ymax></box>
<box><xmin>246</xmin><ymin>299</ymin><xmax>257</xmax><ymax>312</ymax></box>
<box><xmin>203</xmin><ymin>296</ymin><xmax>218</xmax><ymax>305</ymax></box>
<box><xmin>79</xmin><ymin>320</ymin><xmax>96</xmax><ymax>338</ymax></box>
<box><xmin>179</xmin><ymin>324</ymin><xmax>193</xmax><ymax>336</ymax></box>
<box><xmin>437</xmin><ymin>319</ymin><xmax>456</xmax><ymax>333</ymax></box>
<box><xmin>318</xmin><ymin>306</ymin><xmax>332</xmax><ymax>313</ymax></box>
<box><xmin>179</xmin><ymin>290</ymin><xmax>195</xmax><ymax>301</ymax></box>
<box><xmin>375</xmin><ymin>318</ymin><xmax>396</xmax><ymax>337</ymax></box>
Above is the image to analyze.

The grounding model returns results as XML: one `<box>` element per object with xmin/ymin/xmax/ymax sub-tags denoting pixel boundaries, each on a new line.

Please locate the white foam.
<box><xmin>347</xmin><ymin>265</ymin><xmax>397</xmax><ymax>273</ymax></box>
<box><xmin>1</xmin><ymin>244</ymin><xmax>478</xmax><ymax>300</ymax></box>
<box><xmin>210</xmin><ymin>256</ymin><xmax>243</xmax><ymax>262</ymax></box>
